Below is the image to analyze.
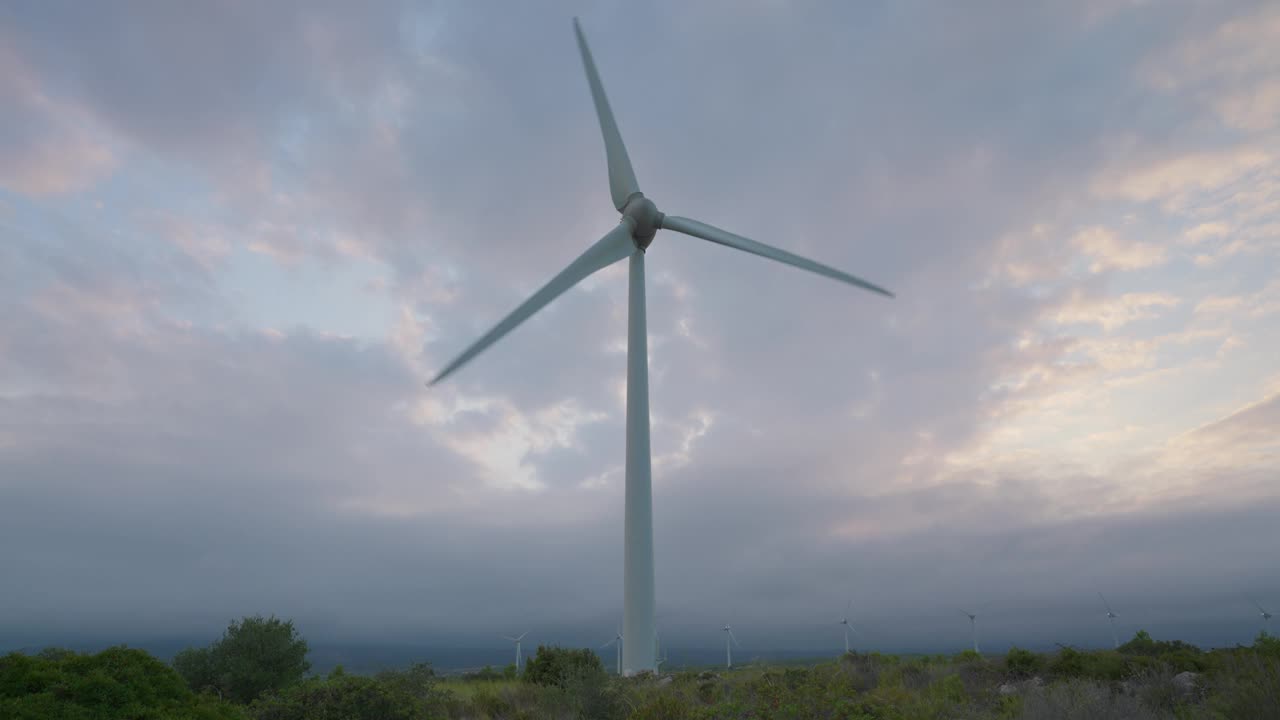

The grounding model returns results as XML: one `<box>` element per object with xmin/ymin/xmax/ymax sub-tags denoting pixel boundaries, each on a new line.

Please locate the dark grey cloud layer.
<box><xmin>1</xmin><ymin>0</ymin><xmax>1277</xmax><ymax>659</ymax></box>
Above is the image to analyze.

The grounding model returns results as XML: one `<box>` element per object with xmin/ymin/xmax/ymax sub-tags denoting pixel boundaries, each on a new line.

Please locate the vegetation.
<box><xmin>173</xmin><ymin>615</ymin><xmax>311</xmax><ymax>704</ymax></box>
<box><xmin>0</xmin><ymin>645</ymin><xmax>244</xmax><ymax>719</ymax></box>
<box><xmin>5</xmin><ymin>621</ymin><xmax>1279</xmax><ymax>719</ymax></box>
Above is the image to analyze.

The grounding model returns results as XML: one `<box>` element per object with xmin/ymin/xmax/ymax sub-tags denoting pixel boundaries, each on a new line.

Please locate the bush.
<box><xmin>250</xmin><ymin>663</ymin><xmax>449</xmax><ymax>720</ymax></box>
<box><xmin>1203</xmin><ymin>652</ymin><xmax>1280</xmax><ymax>720</ymax></box>
<box><xmin>521</xmin><ymin>645</ymin><xmax>605</xmax><ymax>689</ymax></box>
<box><xmin>1005</xmin><ymin>646</ymin><xmax>1045</xmax><ymax>679</ymax></box>
<box><xmin>0</xmin><ymin>646</ymin><xmax>243</xmax><ymax>720</ymax></box>
<box><xmin>1018</xmin><ymin>678</ymin><xmax>1167</xmax><ymax>720</ymax></box>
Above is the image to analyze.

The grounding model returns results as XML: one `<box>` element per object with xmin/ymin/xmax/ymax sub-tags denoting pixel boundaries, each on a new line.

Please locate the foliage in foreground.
<box><xmin>0</xmin><ymin>646</ymin><xmax>244</xmax><ymax>720</ymax></box>
<box><xmin>173</xmin><ymin>615</ymin><xmax>311</xmax><ymax>705</ymax></box>
<box><xmin>6</xmin><ymin>628</ymin><xmax>1279</xmax><ymax>719</ymax></box>
<box><xmin>250</xmin><ymin>663</ymin><xmax>454</xmax><ymax>720</ymax></box>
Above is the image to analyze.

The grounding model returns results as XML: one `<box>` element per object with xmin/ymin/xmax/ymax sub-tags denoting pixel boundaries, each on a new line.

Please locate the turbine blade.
<box><xmin>661</xmin><ymin>215</ymin><xmax>894</xmax><ymax>298</ymax></box>
<box><xmin>729</xmin><ymin>629</ymin><xmax>740</xmax><ymax>648</ymax></box>
<box><xmin>1098</xmin><ymin>591</ymin><xmax>1115</xmax><ymax>615</ymax></box>
<box><xmin>428</xmin><ymin>221</ymin><xmax>636</xmax><ymax>386</ymax></box>
<box><xmin>516</xmin><ymin>631</ymin><xmax>529</xmax><ymax>641</ymax></box>
<box><xmin>844</xmin><ymin>599</ymin><xmax>853</xmax><ymax>618</ymax></box>
<box><xmin>501</xmin><ymin>636</ymin><xmax>517</xmax><ymax>642</ymax></box>
<box><xmin>573</xmin><ymin>18</ymin><xmax>641</xmax><ymax>211</ymax></box>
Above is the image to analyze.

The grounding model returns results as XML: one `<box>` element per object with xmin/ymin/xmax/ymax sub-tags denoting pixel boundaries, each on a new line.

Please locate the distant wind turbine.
<box><xmin>961</xmin><ymin>609</ymin><xmax>981</xmax><ymax>654</ymax></box>
<box><xmin>722</xmin><ymin>624</ymin><xmax>740</xmax><ymax>669</ymax></box>
<box><xmin>502</xmin><ymin>632</ymin><xmax>529</xmax><ymax>671</ymax></box>
<box><xmin>1254</xmin><ymin>600</ymin><xmax>1273</xmax><ymax>632</ymax></box>
<box><xmin>426</xmin><ymin>17</ymin><xmax>894</xmax><ymax>676</ymax></box>
<box><xmin>1098</xmin><ymin>593</ymin><xmax>1120</xmax><ymax>649</ymax></box>
<box><xmin>601</xmin><ymin>627</ymin><xmax>623</xmax><ymax>675</ymax></box>
<box><xmin>654</xmin><ymin>628</ymin><xmax>669</xmax><ymax>672</ymax></box>
<box><xmin>838</xmin><ymin>600</ymin><xmax>856</xmax><ymax>654</ymax></box>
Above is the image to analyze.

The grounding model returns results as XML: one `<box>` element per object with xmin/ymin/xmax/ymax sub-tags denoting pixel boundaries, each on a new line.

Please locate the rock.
<box><xmin>656</xmin><ymin>676</ymin><xmax>673</xmax><ymax>687</ymax></box>
<box><xmin>998</xmin><ymin>683</ymin><xmax>1018</xmax><ymax>696</ymax></box>
<box><xmin>1025</xmin><ymin>675</ymin><xmax>1045</xmax><ymax>688</ymax></box>
<box><xmin>1173</xmin><ymin>671</ymin><xmax>1201</xmax><ymax>699</ymax></box>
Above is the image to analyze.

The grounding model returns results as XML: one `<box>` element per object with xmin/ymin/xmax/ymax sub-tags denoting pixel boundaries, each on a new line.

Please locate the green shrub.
<box><xmin>1004</xmin><ymin>646</ymin><xmax>1044</xmax><ymax>679</ymax></box>
<box><xmin>521</xmin><ymin>645</ymin><xmax>605</xmax><ymax>689</ymax></box>
<box><xmin>0</xmin><ymin>647</ymin><xmax>243</xmax><ymax>720</ymax></box>
<box><xmin>1203</xmin><ymin>652</ymin><xmax>1280</xmax><ymax>720</ymax></box>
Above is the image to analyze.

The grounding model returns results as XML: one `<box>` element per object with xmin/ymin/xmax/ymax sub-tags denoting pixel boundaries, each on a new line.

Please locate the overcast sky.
<box><xmin>2</xmin><ymin>0</ymin><xmax>1278</xmax><ymax>658</ymax></box>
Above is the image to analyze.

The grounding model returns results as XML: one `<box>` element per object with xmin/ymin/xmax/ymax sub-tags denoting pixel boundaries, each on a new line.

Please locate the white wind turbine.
<box><xmin>427</xmin><ymin>18</ymin><xmax>894</xmax><ymax>676</ymax></box>
<box><xmin>654</xmin><ymin>627</ymin><xmax>669</xmax><ymax>672</ymax></box>
<box><xmin>601</xmin><ymin>627</ymin><xmax>623</xmax><ymax>675</ymax></box>
<box><xmin>722</xmin><ymin>624</ymin><xmax>741</xmax><ymax>670</ymax></box>
<box><xmin>1253</xmin><ymin>600</ymin><xmax>1273</xmax><ymax>633</ymax></box>
<box><xmin>960</xmin><ymin>602</ymin><xmax>989</xmax><ymax>654</ymax></box>
<box><xmin>961</xmin><ymin>609</ymin><xmax>980</xmax><ymax>654</ymax></box>
<box><xmin>502</xmin><ymin>631</ymin><xmax>529</xmax><ymax>671</ymax></box>
<box><xmin>1098</xmin><ymin>592</ymin><xmax>1120</xmax><ymax>649</ymax></box>
<box><xmin>838</xmin><ymin>600</ymin><xmax>856</xmax><ymax>654</ymax></box>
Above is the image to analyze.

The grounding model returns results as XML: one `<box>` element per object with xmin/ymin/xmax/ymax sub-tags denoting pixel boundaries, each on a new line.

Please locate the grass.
<box><xmin>436</xmin><ymin>677</ymin><xmax>519</xmax><ymax>700</ymax></box>
<box><xmin>419</xmin><ymin>632</ymin><xmax>1280</xmax><ymax>720</ymax></box>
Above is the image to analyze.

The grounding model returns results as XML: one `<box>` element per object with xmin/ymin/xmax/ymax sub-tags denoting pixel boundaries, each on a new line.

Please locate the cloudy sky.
<box><xmin>2</xmin><ymin>0</ymin><xmax>1278</xmax><ymax>659</ymax></box>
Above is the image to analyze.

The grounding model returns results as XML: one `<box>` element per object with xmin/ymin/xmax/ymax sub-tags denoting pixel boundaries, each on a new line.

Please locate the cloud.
<box><xmin>1071</xmin><ymin>226</ymin><xmax>1167</xmax><ymax>273</ymax></box>
<box><xmin>0</xmin><ymin>44</ymin><xmax>113</xmax><ymax>194</ymax></box>
<box><xmin>1053</xmin><ymin>291</ymin><xmax>1180</xmax><ymax>330</ymax></box>
<box><xmin>1140</xmin><ymin>3</ymin><xmax>1280</xmax><ymax>131</ymax></box>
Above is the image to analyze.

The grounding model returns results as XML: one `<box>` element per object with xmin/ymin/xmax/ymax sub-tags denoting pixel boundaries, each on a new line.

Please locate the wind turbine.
<box><xmin>722</xmin><ymin>624</ymin><xmax>741</xmax><ymax>669</ymax></box>
<box><xmin>427</xmin><ymin>18</ymin><xmax>893</xmax><ymax>676</ymax></box>
<box><xmin>838</xmin><ymin>600</ymin><xmax>856</xmax><ymax>654</ymax></box>
<box><xmin>601</xmin><ymin>627</ymin><xmax>623</xmax><ymax>675</ymax></box>
<box><xmin>502</xmin><ymin>632</ymin><xmax>529</xmax><ymax>671</ymax></box>
<box><xmin>961</xmin><ymin>609</ymin><xmax>981</xmax><ymax>654</ymax></box>
<box><xmin>1098</xmin><ymin>593</ymin><xmax>1119</xmax><ymax>649</ymax></box>
<box><xmin>1253</xmin><ymin>600</ymin><xmax>1273</xmax><ymax>633</ymax></box>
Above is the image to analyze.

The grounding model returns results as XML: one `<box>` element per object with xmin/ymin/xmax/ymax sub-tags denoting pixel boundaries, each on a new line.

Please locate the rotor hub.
<box><xmin>621</xmin><ymin>194</ymin><xmax>663</xmax><ymax>250</ymax></box>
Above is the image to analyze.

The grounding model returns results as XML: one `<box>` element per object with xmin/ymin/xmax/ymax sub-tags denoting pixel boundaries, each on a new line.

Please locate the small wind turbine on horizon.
<box><xmin>1098</xmin><ymin>593</ymin><xmax>1120</xmax><ymax>649</ymax></box>
<box><xmin>722</xmin><ymin>624</ymin><xmax>740</xmax><ymax>670</ymax></box>
<box><xmin>1253</xmin><ymin>600</ymin><xmax>1273</xmax><ymax>633</ymax></box>
<box><xmin>838</xmin><ymin>600</ymin><xmax>856</xmax><ymax>654</ymax></box>
<box><xmin>502</xmin><ymin>632</ymin><xmax>529</xmax><ymax>671</ymax></box>
<box><xmin>601</xmin><ymin>627</ymin><xmax>623</xmax><ymax>675</ymax></box>
<box><xmin>654</xmin><ymin>628</ymin><xmax>669</xmax><ymax>672</ymax></box>
<box><xmin>961</xmin><ymin>609</ymin><xmax>981</xmax><ymax>654</ymax></box>
<box><xmin>426</xmin><ymin>16</ymin><xmax>894</xmax><ymax>676</ymax></box>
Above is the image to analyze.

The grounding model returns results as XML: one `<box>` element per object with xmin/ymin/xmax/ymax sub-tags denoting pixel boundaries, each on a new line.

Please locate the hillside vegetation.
<box><xmin>3</xmin><ymin>621</ymin><xmax>1278</xmax><ymax>719</ymax></box>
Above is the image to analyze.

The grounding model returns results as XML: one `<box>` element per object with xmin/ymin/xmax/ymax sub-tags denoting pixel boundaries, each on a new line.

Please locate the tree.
<box><xmin>173</xmin><ymin>647</ymin><xmax>219</xmax><ymax>695</ymax></box>
<box><xmin>0</xmin><ymin>646</ymin><xmax>243</xmax><ymax>719</ymax></box>
<box><xmin>521</xmin><ymin>645</ymin><xmax>605</xmax><ymax>688</ymax></box>
<box><xmin>173</xmin><ymin>615</ymin><xmax>310</xmax><ymax>705</ymax></box>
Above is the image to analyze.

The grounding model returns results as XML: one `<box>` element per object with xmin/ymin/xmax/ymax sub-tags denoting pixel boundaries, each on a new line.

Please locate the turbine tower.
<box><xmin>601</xmin><ymin>627</ymin><xmax>623</xmax><ymax>675</ymax></box>
<box><xmin>1254</xmin><ymin>600</ymin><xmax>1273</xmax><ymax>633</ymax></box>
<box><xmin>961</xmin><ymin>610</ymin><xmax>980</xmax><ymax>654</ymax></box>
<box><xmin>1098</xmin><ymin>593</ymin><xmax>1119</xmax><ymax>649</ymax></box>
<box><xmin>428</xmin><ymin>18</ymin><xmax>893</xmax><ymax>676</ymax></box>
<box><xmin>502</xmin><ymin>632</ymin><xmax>529</xmax><ymax>671</ymax></box>
<box><xmin>722</xmin><ymin>624</ymin><xmax>740</xmax><ymax>670</ymax></box>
